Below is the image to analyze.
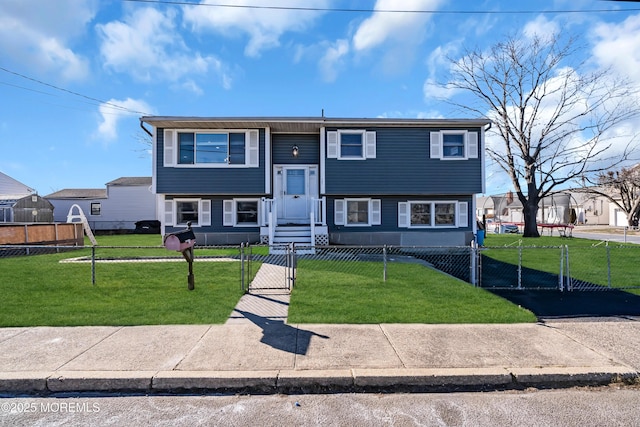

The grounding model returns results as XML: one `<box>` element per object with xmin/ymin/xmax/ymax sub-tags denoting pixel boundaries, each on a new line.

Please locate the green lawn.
<box><xmin>0</xmin><ymin>235</ymin><xmax>249</xmax><ymax>326</ymax></box>
<box><xmin>6</xmin><ymin>232</ymin><xmax>636</xmax><ymax>326</ymax></box>
<box><xmin>288</xmin><ymin>260</ymin><xmax>537</xmax><ymax>324</ymax></box>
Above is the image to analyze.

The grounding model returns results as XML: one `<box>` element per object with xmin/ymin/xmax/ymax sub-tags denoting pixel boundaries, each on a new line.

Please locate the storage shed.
<box><xmin>12</xmin><ymin>194</ymin><xmax>54</xmax><ymax>223</ymax></box>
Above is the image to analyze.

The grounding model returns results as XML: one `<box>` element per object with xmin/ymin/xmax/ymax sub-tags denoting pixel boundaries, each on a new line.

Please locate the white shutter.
<box><xmin>458</xmin><ymin>201</ymin><xmax>469</xmax><ymax>227</ymax></box>
<box><xmin>327</xmin><ymin>131</ymin><xmax>338</xmax><ymax>158</ymax></box>
<box><xmin>398</xmin><ymin>202</ymin><xmax>409</xmax><ymax>228</ymax></box>
<box><xmin>223</xmin><ymin>200</ymin><xmax>235</xmax><ymax>226</ymax></box>
<box><xmin>467</xmin><ymin>132</ymin><xmax>478</xmax><ymax>158</ymax></box>
<box><xmin>164</xmin><ymin>130</ymin><xmax>176</xmax><ymax>166</ymax></box>
<box><xmin>365</xmin><ymin>131</ymin><xmax>376</xmax><ymax>159</ymax></box>
<box><xmin>334</xmin><ymin>199</ymin><xmax>345</xmax><ymax>225</ymax></box>
<box><xmin>164</xmin><ymin>200</ymin><xmax>174</xmax><ymax>226</ymax></box>
<box><xmin>430</xmin><ymin>131</ymin><xmax>442</xmax><ymax>159</ymax></box>
<box><xmin>371</xmin><ymin>199</ymin><xmax>381</xmax><ymax>225</ymax></box>
<box><xmin>200</xmin><ymin>200</ymin><xmax>211</xmax><ymax>226</ymax></box>
<box><xmin>247</xmin><ymin>130</ymin><xmax>259</xmax><ymax>167</ymax></box>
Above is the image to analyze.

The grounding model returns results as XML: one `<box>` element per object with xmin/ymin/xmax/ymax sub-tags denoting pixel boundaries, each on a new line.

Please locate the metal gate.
<box><xmin>240</xmin><ymin>243</ymin><xmax>295</xmax><ymax>293</ymax></box>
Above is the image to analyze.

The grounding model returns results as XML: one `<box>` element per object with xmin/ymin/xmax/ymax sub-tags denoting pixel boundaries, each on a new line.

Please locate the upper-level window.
<box><xmin>163</xmin><ymin>129</ymin><xmax>259</xmax><ymax>168</ymax></box>
<box><xmin>178</xmin><ymin>132</ymin><xmax>246</xmax><ymax>165</ymax></box>
<box><xmin>327</xmin><ymin>130</ymin><xmax>376</xmax><ymax>160</ymax></box>
<box><xmin>442</xmin><ymin>133</ymin><xmax>465</xmax><ymax>158</ymax></box>
<box><xmin>340</xmin><ymin>131</ymin><xmax>364</xmax><ymax>158</ymax></box>
<box><xmin>430</xmin><ymin>131</ymin><xmax>478</xmax><ymax>160</ymax></box>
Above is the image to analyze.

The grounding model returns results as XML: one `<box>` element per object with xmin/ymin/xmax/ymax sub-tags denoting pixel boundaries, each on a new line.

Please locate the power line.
<box><xmin>121</xmin><ymin>0</ymin><xmax>640</xmax><ymax>15</ymax></box>
<box><xmin>0</xmin><ymin>66</ymin><xmax>151</xmax><ymax>116</ymax></box>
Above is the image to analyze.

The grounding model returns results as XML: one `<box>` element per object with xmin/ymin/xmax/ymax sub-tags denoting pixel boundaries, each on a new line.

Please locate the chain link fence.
<box><xmin>3</xmin><ymin>242</ymin><xmax>640</xmax><ymax>292</ymax></box>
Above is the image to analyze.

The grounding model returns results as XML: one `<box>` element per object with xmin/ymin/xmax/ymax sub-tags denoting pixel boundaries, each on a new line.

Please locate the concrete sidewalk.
<box><xmin>0</xmin><ymin>320</ymin><xmax>638</xmax><ymax>395</ymax></box>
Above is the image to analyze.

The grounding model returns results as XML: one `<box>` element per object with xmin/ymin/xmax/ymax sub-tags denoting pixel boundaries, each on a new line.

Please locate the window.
<box><xmin>176</xmin><ymin>200</ymin><xmax>199</xmax><ymax>225</ymax></box>
<box><xmin>90</xmin><ymin>203</ymin><xmax>101</xmax><ymax>216</ymax></box>
<box><xmin>334</xmin><ymin>198</ymin><xmax>381</xmax><ymax>226</ymax></box>
<box><xmin>442</xmin><ymin>133</ymin><xmax>465</xmax><ymax>158</ymax></box>
<box><xmin>340</xmin><ymin>132</ymin><xmax>364</xmax><ymax>158</ymax></box>
<box><xmin>164</xmin><ymin>129</ymin><xmax>259</xmax><ymax>167</ymax></box>
<box><xmin>434</xmin><ymin>202</ymin><xmax>456</xmax><ymax>226</ymax></box>
<box><xmin>236</xmin><ymin>200</ymin><xmax>259</xmax><ymax>225</ymax></box>
<box><xmin>430</xmin><ymin>131</ymin><xmax>478</xmax><ymax>160</ymax></box>
<box><xmin>178</xmin><ymin>132</ymin><xmax>246</xmax><ymax>165</ymax></box>
<box><xmin>223</xmin><ymin>199</ymin><xmax>260</xmax><ymax>227</ymax></box>
<box><xmin>327</xmin><ymin>130</ymin><xmax>376</xmax><ymax>160</ymax></box>
<box><xmin>410</xmin><ymin>203</ymin><xmax>430</xmax><ymax>226</ymax></box>
<box><xmin>398</xmin><ymin>201</ymin><xmax>468</xmax><ymax>228</ymax></box>
<box><xmin>164</xmin><ymin>199</ymin><xmax>211</xmax><ymax>227</ymax></box>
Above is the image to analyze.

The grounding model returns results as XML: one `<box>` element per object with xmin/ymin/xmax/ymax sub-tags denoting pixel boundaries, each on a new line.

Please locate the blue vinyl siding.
<box><xmin>272</xmin><ymin>134</ymin><xmax>320</xmax><ymax>164</ymax></box>
<box><xmin>156</xmin><ymin>128</ymin><xmax>266</xmax><ymax>195</ymax></box>
<box><xmin>324</xmin><ymin>127</ymin><xmax>482</xmax><ymax>195</ymax></box>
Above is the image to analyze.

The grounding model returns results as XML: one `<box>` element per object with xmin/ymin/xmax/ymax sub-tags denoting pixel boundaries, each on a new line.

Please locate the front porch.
<box><xmin>259</xmin><ymin>197</ymin><xmax>328</xmax><ymax>250</ymax></box>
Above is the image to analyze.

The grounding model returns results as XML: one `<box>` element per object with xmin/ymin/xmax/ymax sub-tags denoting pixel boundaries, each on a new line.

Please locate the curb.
<box><xmin>1</xmin><ymin>367</ymin><xmax>637</xmax><ymax>396</ymax></box>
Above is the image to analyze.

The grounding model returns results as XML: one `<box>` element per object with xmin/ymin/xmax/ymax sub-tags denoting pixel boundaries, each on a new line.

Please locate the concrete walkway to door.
<box><xmin>225</xmin><ymin>262</ymin><xmax>291</xmax><ymax>325</ymax></box>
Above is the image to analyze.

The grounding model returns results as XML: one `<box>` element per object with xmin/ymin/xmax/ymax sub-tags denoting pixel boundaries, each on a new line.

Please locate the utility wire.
<box><xmin>0</xmin><ymin>66</ymin><xmax>151</xmax><ymax>115</ymax></box>
<box><xmin>121</xmin><ymin>0</ymin><xmax>640</xmax><ymax>14</ymax></box>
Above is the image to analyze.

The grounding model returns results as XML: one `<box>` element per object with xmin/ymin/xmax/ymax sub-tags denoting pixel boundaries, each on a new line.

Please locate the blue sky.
<box><xmin>1</xmin><ymin>0</ymin><xmax>640</xmax><ymax>196</ymax></box>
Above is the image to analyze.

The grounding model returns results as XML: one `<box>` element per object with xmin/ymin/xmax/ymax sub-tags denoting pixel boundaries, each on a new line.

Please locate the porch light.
<box><xmin>292</xmin><ymin>145</ymin><xmax>299</xmax><ymax>158</ymax></box>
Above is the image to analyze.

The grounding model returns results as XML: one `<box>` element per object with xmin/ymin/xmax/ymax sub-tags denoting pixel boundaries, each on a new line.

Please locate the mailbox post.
<box><xmin>163</xmin><ymin>222</ymin><xmax>197</xmax><ymax>290</ymax></box>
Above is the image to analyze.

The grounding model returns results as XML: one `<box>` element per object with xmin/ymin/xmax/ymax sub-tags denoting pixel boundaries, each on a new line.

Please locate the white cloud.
<box><xmin>352</xmin><ymin>0</ymin><xmax>443</xmax><ymax>52</ymax></box>
<box><xmin>96</xmin><ymin>98</ymin><xmax>154</xmax><ymax>141</ymax></box>
<box><xmin>522</xmin><ymin>15</ymin><xmax>560</xmax><ymax>42</ymax></box>
<box><xmin>183</xmin><ymin>0</ymin><xmax>329</xmax><ymax>57</ymax></box>
<box><xmin>319</xmin><ymin>39</ymin><xmax>350</xmax><ymax>83</ymax></box>
<box><xmin>592</xmin><ymin>14</ymin><xmax>640</xmax><ymax>82</ymax></box>
<box><xmin>97</xmin><ymin>7</ymin><xmax>231</xmax><ymax>88</ymax></box>
<box><xmin>0</xmin><ymin>0</ymin><xmax>95</xmax><ymax>81</ymax></box>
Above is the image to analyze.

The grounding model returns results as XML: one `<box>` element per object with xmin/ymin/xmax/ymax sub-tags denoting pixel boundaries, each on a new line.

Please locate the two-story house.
<box><xmin>140</xmin><ymin>116</ymin><xmax>491</xmax><ymax>248</ymax></box>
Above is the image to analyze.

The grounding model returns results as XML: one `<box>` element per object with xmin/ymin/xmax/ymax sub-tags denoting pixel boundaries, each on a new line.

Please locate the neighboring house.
<box><xmin>140</xmin><ymin>116</ymin><xmax>491</xmax><ymax>247</ymax></box>
<box><xmin>476</xmin><ymin>191</ymin><xmax>611</xmax><ymax>228</ymax></box>
<box><xmin>45</xmin><ymin>177</ymin><xmax>155</xmax><ymax>231</ymax></box>
<box><xmin>0</xmin><ymin>171</ymin><xmax>36</xmax><ymax>222</ymax></box>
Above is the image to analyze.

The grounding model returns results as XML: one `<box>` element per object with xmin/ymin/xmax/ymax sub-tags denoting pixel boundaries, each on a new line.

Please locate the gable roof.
<box><xmin>107</xmin><ymin>177</ymin><xmax>152</xmax><ymax>186</ymax></box>
<box><xmin>0</xmin><ymin>171</ymin><xmax>35</xmax><ymax>201</ymax></box>
<box><xmin>44</xmin><ymin>189</ymin><xmax>107</xmax><ymax>199</ymax></box>
<box><xmin>140</xmin><ymin>116</ymin><xmax>492</xmax><ymax>133</ymax></box>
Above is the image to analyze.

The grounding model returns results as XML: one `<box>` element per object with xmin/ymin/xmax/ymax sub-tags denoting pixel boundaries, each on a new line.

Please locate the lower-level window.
<box><xmin>223</xmin><ymin>198</ymin><xmax>260</xmax><ymax>227</ymax></box>
<box><xmin>164</xmin><ymin>198</ymin><xmax>211</xmax><ymax>227</ymax></box>
<box><xmin>399</xmin><ymin>200</ymin><xmax>468</xmax><ymax>228</ymax></box>
<box><xmin>236</xmin><ymin>200</ymin><xmax>259</xmax><ymax>225</ymax></box>
<box><xmin>176</xmin><ymin>200</ymin><xmax>199</xmax><ymax>225</ymax></box>
<box><xmin>334</xmin><ymin>198</ymin><xmax>381</xmax><ymax>226</ymax></box>
<box><xmin>347</xmin><ymin>200</ymin><xmax>369</xmax><ymax>225</ymax></box>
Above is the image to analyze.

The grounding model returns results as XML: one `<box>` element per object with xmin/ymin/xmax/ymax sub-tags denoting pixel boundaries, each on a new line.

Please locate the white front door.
<box><xmin>274</xmin><ymin>165</ymin><xmax>318</xmax><ymax>224</ymax></box>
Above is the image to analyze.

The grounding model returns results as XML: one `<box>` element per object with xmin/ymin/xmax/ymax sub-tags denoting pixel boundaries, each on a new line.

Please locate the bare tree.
<box><xmin>444</xmin><ymin>33</ymin><xmax>640</xmax><ymax>237</ymax></box>
<box><xmin>581</xmin><ymin>165</ymin><xmax>640</xmax><ymax>227</ymax></box>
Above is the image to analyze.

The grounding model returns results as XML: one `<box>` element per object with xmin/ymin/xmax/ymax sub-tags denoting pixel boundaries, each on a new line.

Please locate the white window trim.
<box><xmin>398</xmin><ymin>200</ymin><xmax>468</xmax><ymax>229</ymax></box>
<box><xmin>223</xmin><ymin>198</ymin><xmax>261</xmax><ymax>227</ymax></box>
<box><xmin>327</xmin><ymin>130</ymin><xmax>376</xmax><ymax>160</ymax></box>
<box><xmin>335</xmin><ymin>198</ymin><xmax>381</xmax><ymax>227</ymax></box>
<box><xmin>165</xmin><ymin>129</ymin><xmax>259</xmax><ymax>168</ymax></box>
<box><xmin>430</xmin><ymin>130</ymin><xmax>478</xmax><ymax>160</ymax></box>
<box><xmin>167</xmin><ymin>198</ymin><xmax>212</xmax><ymax>227</ymax></box>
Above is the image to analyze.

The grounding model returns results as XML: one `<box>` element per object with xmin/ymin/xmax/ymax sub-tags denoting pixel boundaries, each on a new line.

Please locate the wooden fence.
<box><xmin>0</xmin><ymin>223</ymin><xmax>84</xmax><ymax>246</ymax></box>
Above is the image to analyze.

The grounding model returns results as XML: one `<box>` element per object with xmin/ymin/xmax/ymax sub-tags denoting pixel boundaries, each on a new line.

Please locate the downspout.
<box><xmin>140</xmin><ymin>120</ymin><xmax>153</xmax><ymax>137</ymax></box>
